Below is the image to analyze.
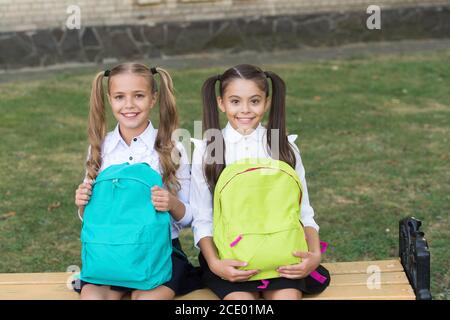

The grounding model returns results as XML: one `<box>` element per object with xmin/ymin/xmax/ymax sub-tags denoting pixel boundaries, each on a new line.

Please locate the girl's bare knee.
<box><xmin>223</xmin><ymin>291</ymin><xmax>259</xmax><ymax>300</ymax></box>
<box><xmin>80</xmin><ymin>284</ymin><xmax>123</xmax><ymax>300</ymax></box>
<box><xmin>131</xmin><ymin>286</ymin><xmax>175</xmax><ymax>300</ymax></box>
<box><xmin>263</xmin><ymin>288</ymin><xmax>302</xmax><ymax>300</ymax></box>
<box><xmin>80</xmin><ymin>284</ymin><xmax>105</xmax><ymax>300</ymax></box>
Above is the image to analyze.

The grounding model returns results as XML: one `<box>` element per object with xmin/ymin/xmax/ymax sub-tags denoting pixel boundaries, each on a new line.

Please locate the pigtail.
<box><xmin>86</xmin><ymin>71</ymin><xmax>107</xmax><ymax>180</ymax></box>
<box><xmin>153</xmin><ymin>67</ymin><xmax>181</xmax><ymax>194</ymax></box>
<box><xmin>264</xmin><ymin>71</ymin><xmax>296</xmax><ymax>169</ymax></box>
<box><xmin>202</xmin><ymin>75</ymin><xmax>226</xmax><ymax>192</ymax></box>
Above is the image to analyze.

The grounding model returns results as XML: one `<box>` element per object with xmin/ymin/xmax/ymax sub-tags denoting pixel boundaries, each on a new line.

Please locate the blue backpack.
<box><xmin>79</xmin><ymin>162</ymin><xmax>173</xmax><ymax>290</ymax></box>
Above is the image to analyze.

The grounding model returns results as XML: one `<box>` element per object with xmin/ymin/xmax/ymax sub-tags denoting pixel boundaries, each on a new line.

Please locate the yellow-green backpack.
<box><xmin>213</xmin><ymin>158</ymin><xmax>309</xmax><ymax>281</ymax></box>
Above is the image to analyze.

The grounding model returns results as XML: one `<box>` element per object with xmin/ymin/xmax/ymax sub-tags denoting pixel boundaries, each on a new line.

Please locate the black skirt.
<box><xmin>198</xmin><ymin>252</ymin><xmax>330</xmax><ymax>299</ymax></box>
<box><xmin>73</xmin><ymin>238</ymin><xmax>204</xmax><ymax>296</ymax></box>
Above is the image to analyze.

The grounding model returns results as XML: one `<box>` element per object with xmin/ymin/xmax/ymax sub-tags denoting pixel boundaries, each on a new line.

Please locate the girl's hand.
<box><xmin>75</xmin><ymin>180</ymin><xmax>93</xmax><ymax>208</ymax></box>
<box><xmin>277</xmin><ymin>251</ymin><xmax>321</xmax><ymax>279</ymax></box>
<box><xmin>209</xmin><ymin>258</ymin><xmax>259</xmax><ymax>283</ymax></box>
<box><xmin>151</xmin><ymin>186</ymin><xmax>174</xmax><ymax>212</ymax></box>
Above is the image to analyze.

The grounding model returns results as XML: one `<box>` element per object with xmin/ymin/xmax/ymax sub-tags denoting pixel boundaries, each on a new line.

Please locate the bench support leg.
<box><xmin>399</xmin><ymin>217</ymin><xmax>432</xmax><ymax>300</ymax></box>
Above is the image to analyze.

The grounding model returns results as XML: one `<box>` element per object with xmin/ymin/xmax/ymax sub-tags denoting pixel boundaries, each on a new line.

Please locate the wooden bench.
<box><xmin>0</xmin><ymin>217</ymin><xmax>431</xmax><ymax>300</ymax></box>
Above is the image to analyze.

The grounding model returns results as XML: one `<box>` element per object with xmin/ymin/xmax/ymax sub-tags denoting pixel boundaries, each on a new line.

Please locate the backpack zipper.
<box><xmin>219</xmin><ymin>166</ymin><xmax>302</xmax><ymax>203</ymax></box>
<box><xmin>95</xmin><ymin>177</ymin><xmax>156</xmax><ymax>189</ymax></box>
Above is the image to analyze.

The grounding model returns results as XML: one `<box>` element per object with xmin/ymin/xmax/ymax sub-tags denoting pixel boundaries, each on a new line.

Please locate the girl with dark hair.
<box><xmin>190</xmin><ymin>64</ymin><xmax>330</xmax><ymax>300</ymax></box>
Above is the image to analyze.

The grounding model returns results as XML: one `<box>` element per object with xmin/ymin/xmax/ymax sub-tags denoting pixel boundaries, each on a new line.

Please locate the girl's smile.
<box><xmin>217</xmin><ymin>79</ymin><xmax>270</xmax><ymax>135</ymax></box>
<box><xmin>235</xmin><ymin>116</ymin><xmax>256</xmax><ymax>125</ymax></box>
<box><xmin>108</xmin><ymin>73</ymin><xmax>156</xmax><ymax>143</ymax></box>
<box><xmin>121</xmin><ymin>112</ymin><xmax>140</xmax><ymax>118</ymax></box>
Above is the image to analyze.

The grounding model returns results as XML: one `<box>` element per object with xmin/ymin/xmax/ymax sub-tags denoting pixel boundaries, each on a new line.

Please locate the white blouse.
<box><xmin>190</xmin><ymin>122</ymin><xmax>320</xmax><ymax>248</ymax></box>
<box><xmin>79</xmin><ymin>121</ymin><xmax>192</xmax><ymax>240</ymax></box>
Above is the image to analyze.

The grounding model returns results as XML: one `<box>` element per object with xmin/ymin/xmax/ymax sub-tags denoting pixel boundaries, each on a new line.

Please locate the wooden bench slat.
<box><xmin>0</xmin><ymin>283</ymin><xmax>415</xmax><ymax>300</ymax></box>
<box><xmin>0</xmin><ymin>259</ymin><xmax>415</xmax><ymax>300</ymax></box>
<box><xmin>322</xmin><ymin>259</ymin><xmax>404</xmax><ymax>274</ymax></box>
<box><xmin>303</xmin><ymin>284</ymin><xmax>415</xmax><ymax>300</ymax></box>
<box><xmin>176</xmin><ymin>289</ymin><xmax>219</xmax><ymax>300</ymax></box>
<box><xmin>0</xmin><ymin>273</ymin><xmax>74</xmax><ymax>285</ymax></box>
<box><xmin>176</xmin><ymin>284</ymin><xmax>414</xmax><ymax>300</ymax></box>
<box><xmin>0</xmin><ymin>271</ymin><xmax>410</xmax><ymax>288</ymax></box>
<box><xmin>0</xmin><ymin>259</ymin><xmax>404</xmax><ymax>285</ymax></box>
<box><xmin>0</xmin><ymin>284</ymin><xmax>80</xmax><ymax>300</ymax></box>
<box><xmin>330</xmin><ymin>271</ymin><xmax>409</xmax><ymax>286</ymax></box>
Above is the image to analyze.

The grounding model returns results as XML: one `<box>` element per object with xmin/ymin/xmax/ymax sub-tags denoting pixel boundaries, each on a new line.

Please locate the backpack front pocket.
<box><xmin>223</xmin><ymin>227</ymin><xmax>309</xmax><ymax>281</ymax></box>
<box><xmin>80</xmin><ymin>222</ymin><xmax>172</xmax><ymax>287</ymax></box>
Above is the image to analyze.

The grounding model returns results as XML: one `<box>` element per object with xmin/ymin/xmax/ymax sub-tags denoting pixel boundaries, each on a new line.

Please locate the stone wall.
<box><xmin>1</xmin><ymin>0</ymin><xmax>449</xmax><ymax>70</ymax></box>
<box><xmin>1</xmin><ymin>0</ymin><xmax>448</xmax><ymax>33</ymax></box>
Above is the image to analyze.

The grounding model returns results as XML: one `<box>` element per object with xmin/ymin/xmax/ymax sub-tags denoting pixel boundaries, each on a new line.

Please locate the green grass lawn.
<box><xmin>0</xmin><ymin>50</ymin><xmax>449</xmax><ymax>299</ymax></box>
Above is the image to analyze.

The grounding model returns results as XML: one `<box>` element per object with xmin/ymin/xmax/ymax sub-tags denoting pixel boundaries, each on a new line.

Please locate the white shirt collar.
<box><xmin>105</xmin><ymin>120</ymin><xmax>157</xmax><ymax>154</ymax></box>
<box><xmin>223</xmin><ymin>122</ymin><xmax>266</xmax><ymax>143</ymax></box>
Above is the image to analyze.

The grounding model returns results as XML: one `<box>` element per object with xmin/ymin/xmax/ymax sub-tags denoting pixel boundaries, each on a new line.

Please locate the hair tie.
<box><xmin>263</xmin><ymin>71</ymin><xmax>270</xmax><ymax>78</ymax></box>
<box><xmin>216</xmin><ymin>74</ymin><xmax>222</xmax><ymax>82</ymax></box>
<box><xmin>104</xmin><ymin>70</ymin><xmax>111</xmax><ymax>77</ymax></box>
<box><xmin>150</xmin><ymin>67</ymin><xmax>158</xmax><ymax>75</ymax></box>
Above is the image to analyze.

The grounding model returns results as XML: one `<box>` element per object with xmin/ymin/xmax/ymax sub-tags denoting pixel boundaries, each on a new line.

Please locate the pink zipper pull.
<box><xmin>230</xmin><ymin>234</ymin><xmax>243</xmax><ymax>247</ymax></box>
<box><xmin>310</xmin><ymin>270</ymin><xmax>327</xmax><ymax>284</ymax></box>
<box><xmin>257</xmin><ymin>279</ymin><xmax>270</xmax><ymax>289</ymax></box>
<box><xmin>320</xmin><ymin>241</ymin><xmax>329</xmax><ymax>254</ymax></box>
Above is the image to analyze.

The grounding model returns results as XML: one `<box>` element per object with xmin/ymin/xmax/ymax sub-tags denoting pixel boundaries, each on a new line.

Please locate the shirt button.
<box><xmin>133</xmin><ymin>138</ymin><xmax>137</xmax><ymax>142</ymax></box>
<box><xmin>129</xmin><ymin>156</ymin><xmax>133</xmax><ymax>161</ymax></box>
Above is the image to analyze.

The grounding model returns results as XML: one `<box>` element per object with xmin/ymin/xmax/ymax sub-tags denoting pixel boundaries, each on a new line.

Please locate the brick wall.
<box><xmin>1</xmin><ymin>0</ymin><xmax>449</xmax><ymax>70</ymax></box>
<box><xmin>1</xmin><ymin>0</ymin><xmax>449</xmax><ymax>32</ymax></box>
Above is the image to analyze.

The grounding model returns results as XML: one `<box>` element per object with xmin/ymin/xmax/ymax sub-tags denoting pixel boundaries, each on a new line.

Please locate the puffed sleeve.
<box><xmin>288</xmin><ymin>134</ymin><xmax>320</xmax><ymax>232</ymax></box>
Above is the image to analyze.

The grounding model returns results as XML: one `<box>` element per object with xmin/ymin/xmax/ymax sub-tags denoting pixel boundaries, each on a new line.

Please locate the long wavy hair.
<box><xmin>86</xmin><ymin>62</ymin><xmax>181</xmax><ymax>193</ymax></box>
